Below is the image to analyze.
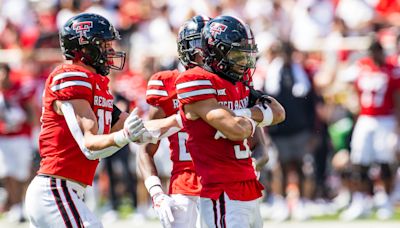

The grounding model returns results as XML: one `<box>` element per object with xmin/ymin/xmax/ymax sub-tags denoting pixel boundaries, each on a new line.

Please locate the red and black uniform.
<box><xmin>146</xmin><ymin>69</ymin><xmax>201</xmax><ymax>196</ymax></box>
<box><xmin>39</xmin><ymin>64</ymin><xmax>114</xmax><ymax>186</ymax></box>
<box><xmin>176</xmin><ymin>66</ymin><xmax>264</xmax><ymax>201</ymax></box>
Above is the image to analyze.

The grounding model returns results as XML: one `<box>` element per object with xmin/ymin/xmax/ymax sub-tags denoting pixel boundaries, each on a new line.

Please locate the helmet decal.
<box><xmin>72</xmin><ymin>21</ymin><xmax>93</xmax><ymax>45</ymax></box>
<box><xmin>209</xmin><ymin>22</ymin><xmax>227</xmax><ymax>37</ymax></box>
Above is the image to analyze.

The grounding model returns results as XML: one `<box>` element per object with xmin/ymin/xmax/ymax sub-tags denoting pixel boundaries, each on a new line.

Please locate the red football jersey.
<box><xmin>355</xmin><ymin>57</ymin><xmax>400</xmax><ymax>116</ymax></box>
<box><xmin>0</xmin><ymin>79</ymin><xmax>34</xmax><ymax>136</ymax></box>
<box><xmin>38</xmin><ymin>64</ymin><xmax>114</xmax><ymax>186</ymax></box>
<box><xmin>146</xmin><ymin>70</ymin><xmax>201</xmax><ymax>196</ymax></box>
<box><xmin>176</xmin><ymin>67</ymin><xmax>263</xmax><ymax>201</ymax></box>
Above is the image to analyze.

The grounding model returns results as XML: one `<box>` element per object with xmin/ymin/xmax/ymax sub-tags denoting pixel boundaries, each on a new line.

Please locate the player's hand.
<box><xmin>152</xmin><ymin>193</ymin><xmax>177</xmax><ymax>228</ymax></box>
<box><xmin>114</xmin><ymin>108</ymin><xmax>146</xmax><ymax>146</ymax></box>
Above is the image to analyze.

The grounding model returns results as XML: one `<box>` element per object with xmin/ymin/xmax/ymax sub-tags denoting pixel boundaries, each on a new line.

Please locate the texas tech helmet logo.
<box><xmin>209</xmin><ymin>22</ymin><xmax>227</xmax><ymax>37</ymax></box>
<box><xmin>73</xmin><ymin>21</ymin><xmax>93</xmax><ymax>45</ymax></box>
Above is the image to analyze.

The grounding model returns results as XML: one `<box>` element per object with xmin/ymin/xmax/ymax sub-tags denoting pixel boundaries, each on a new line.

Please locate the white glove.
<box><xmin>153</xmin><ymin>193</ymin><xmax>177</xmax><ymax>228</ymax></box>
<box><xmin>214</xmin><ymin>130</ymin><xmax>227</xmax><ymax>140</ymax></box>
<box><xmin>114</xmin><ymin>108</ymin><xmax>146</xmax><ymax>147</ymax></box>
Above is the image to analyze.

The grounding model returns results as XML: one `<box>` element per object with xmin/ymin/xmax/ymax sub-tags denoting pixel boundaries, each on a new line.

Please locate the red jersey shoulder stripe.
<box><xmin>148</xmin><ymin>79</ymin><xmax>164</xmax><ymax>86</ymax></box>
<box><xmin>50</xmin><ymin>71</ymin><xmax>92</xmax><ymax>92</ymax></box>
<box><xmin>177</xmin><ymin>88</ymin><xmax>216</xmax><ymax>99</ymax></box>
<box><xmin>176</xmin><ymin>80</ymin><xmax>212</xmax><ymax>90</ymax></box>
<box><xmin>146</xmin><ymin>89</ymin><xmax>168</xmax><ymax>96</ymax></box>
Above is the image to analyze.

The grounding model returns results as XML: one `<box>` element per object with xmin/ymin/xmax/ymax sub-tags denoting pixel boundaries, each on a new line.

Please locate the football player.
<box><xmin>175</xmin><ymin>15</ymin><xmax>285</xmax><ymax>227</ymax></box>
<box><xmin>340</xmin><ymin>39</ymin><xmax>400</xmax><ymax>220</ymax></box>
<box><xmin>138</xmin><ymin>15</ymin><xmax>209</xmax><ymax>228</ymax></box>
<box><xmin>24</xmin><ymin>13</ymin><xmax>148</xmax><ymax>227</ymax></box>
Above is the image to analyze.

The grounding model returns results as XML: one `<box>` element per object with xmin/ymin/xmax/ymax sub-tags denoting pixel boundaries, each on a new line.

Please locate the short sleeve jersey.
<box><xmin>38</xmin><ymin>64</ymin><xmax>114</xmax><ymax>186</ymax></box>
<box><xmin>355</xmin><ymin>57</ymin><xmax>400</xmax><ymax>116</ymax></box>
<box><xmin>0</xmin><ymin>79</ymin><xmax>34</xmax><ymax>136</ymax></box>
<box><xmin>176</xmin><ymin>67</ymin><xmax>263</xmax><ymax>200</ymax></box>
<box><xmin>146</xmin><ymin>70</ymin><xmax>201</xmax><ymax>195</ymax></box>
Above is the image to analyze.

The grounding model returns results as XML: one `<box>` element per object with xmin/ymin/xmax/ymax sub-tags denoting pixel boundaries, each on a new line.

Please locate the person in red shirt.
<box><xmin>138</xmin><ymin>15</ymin><xmax>209</xmax><ymax>228</ymax></box>
<box><xmin>176</xmin><ymin>16</ymin><xmax>285</xmax><ymax>228</ymax></box>
<box><xmin>0</xmin><ymin>63</ymin><xmax>35</xmax><ymax>222</ymax></box>
<box><xmin>24</xmin><ymin>13</ymin><xmax>148</xmax><ymax>228</ymax></box>
<box><xmin>340</xmin><ymin>39</ymin><xmax>400</xmax><ymax>221</ymax></box>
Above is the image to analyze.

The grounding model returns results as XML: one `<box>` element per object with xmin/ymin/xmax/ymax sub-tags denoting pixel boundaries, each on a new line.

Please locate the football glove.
<box><xmin>247</xmin><ymin>87</ymin><xmax>272</xmax><ymax>108</ymax></box>
<box><xmin>114</xmin><ymin>108</ymin><xmax>146</xmax><ymax>146</ymax></box>
<box><xmin>152</xmin><ymin>193</ymin><xmax>177</xmax><ymax>228</ymax></box>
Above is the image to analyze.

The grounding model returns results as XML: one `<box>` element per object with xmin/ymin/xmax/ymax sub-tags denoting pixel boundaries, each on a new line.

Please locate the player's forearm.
<box><xmin>249</xmin><ymin>97</ymin><xmax>286</xmax><ymax>125</ymax></box>
<box><xmin>220</xmin><ymin>117</ymin><xmax>253</xmax><ymax>140</ymax></box>
<box><xmin>83</xmin><ymin>131</ymin><xmax>120</xmax><ymax>150</ymax></box>
<box><xmin>144</xmin><ymin>114</ymin><xmax>182</xmax><ymax>140</ymax></box>
<box><xmin>207</xmin><ymin>108</ymin><xmax>253</xmax><ymax>140</ymax></box>
<box><xmin>138</xmin><ymin>143</ymin><xmax>160</xmax><ymax>179</ymax></box>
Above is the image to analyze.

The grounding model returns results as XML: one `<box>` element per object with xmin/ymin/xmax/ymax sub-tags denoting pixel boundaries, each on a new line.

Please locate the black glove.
<box><xmin>247</xmin><ymin>87</ymin><xmax>271</xmax><ymax>108</ymax></box>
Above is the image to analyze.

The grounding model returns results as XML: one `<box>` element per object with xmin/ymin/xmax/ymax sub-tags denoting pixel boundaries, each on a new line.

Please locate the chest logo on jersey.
<box><xmin>94</xmin><ymin>96</ymin><xmax>113</xmax><ymax>109</ymax></box>
<box><xmin>173</xmin><ymin>99</ymin><xmax>179</xmax><ymax>109</ymax></box>
<box><xmin>218</xmin><ymin>97</ymin><xmax>249</xmax><ymax>110</ymax></box>
<box><xmin>217</xmin><ymin>89</ymin><xmax>226</xmax><ymax>96</ymax></box>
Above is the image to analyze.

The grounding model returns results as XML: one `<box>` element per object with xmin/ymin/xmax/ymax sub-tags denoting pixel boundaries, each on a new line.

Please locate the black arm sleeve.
<box><xmin>111</xmin><ymin>104</ymin><xmax>122</xmax><ymax>127</ymax></box>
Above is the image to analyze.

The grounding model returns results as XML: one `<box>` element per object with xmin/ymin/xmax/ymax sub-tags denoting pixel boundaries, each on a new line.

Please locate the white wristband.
<box><xmin>113</xmin><ymin>130</ymin><xmax>129</xmax><ymax>147</ymax></box>
<box><xmin>233</xmin><ymin>108</ymin><xmax>255</xmax><ymax>136</ymax></box>
<box><xmin>145</xmin><ymin>176</ymin><xmax>164</xmax><ymax>197</ymax></box>
<box><xmin>255</xmin><ymin>104</ymin><xmax>273</xmax><ymax>127</ymax></box>
<box><xmin>233</xmin><ymin>108</ymin><xmax>252</xmax><ymax>119</ymax></box>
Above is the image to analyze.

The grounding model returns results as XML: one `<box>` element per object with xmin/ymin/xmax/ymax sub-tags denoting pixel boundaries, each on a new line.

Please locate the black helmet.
<box><xmin>59</xmin><ymin>13</ymin><xmax>126</xmax><ymax>76</ymax></box>
<box><xmin>201</xmin><ymin>15</ymin><xmax>258</xmax><ymax>83</ymax></box>
<box><xmin>177</xmin><ymin>15</ymin><xmax>211</xmax><ymax>69</ymax></box>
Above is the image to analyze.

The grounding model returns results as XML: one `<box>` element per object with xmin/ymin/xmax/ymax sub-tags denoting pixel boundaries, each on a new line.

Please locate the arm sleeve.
<box><xmin>175</xmin><ymin>73</ymin><xmax>217</xmax><ymax>105</ymax></box>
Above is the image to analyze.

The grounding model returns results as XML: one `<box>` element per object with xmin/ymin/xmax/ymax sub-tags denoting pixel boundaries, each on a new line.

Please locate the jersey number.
<box><xmin>178</xmin><ymin>132</ymin><xmax>192</xmax><ymax>161</ymax></box>
<box><xmin>97</xmin><ymin>109</ymin><xmax>112</xmax><ymax>134</ymax></box>
<box><xmin>234</xmin><ymin>139</ymin><xmax>251</xmax><ymax>159</ymax></box>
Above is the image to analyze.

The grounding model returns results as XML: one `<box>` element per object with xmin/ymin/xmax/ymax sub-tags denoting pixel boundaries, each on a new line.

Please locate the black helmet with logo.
<box><xmin>177</xmin><ymin>15</ymin><xmax>211</xmax><ymax>69</ymax></box>
<box><xmin>201</xmin><ymin>15</ymin><xmax>258</xmax><ymax>83</ymax></box>
<box><xmin>59</xmin><ymin>13</ymin><xmax>126</xmax><ymax>76</ymax></box>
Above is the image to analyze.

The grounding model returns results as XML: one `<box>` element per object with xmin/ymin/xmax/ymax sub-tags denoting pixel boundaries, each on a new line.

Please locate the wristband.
<box><xmin>233</xmin><ymin>108</ymin><xmax>252</xmax><ymax>119</ymax></box>
<box><xmin>242</xmin><ymin>116</ymin><xmax>257</xmax><ymax>136</ymax></box>
<box><xmin>145</xmin><ymin>176</ymin><xmax>164</xmax><ymax>197</ymax></box>
<box><xmin>113</xmin><ymin>130</ymin><xmax>129</xmax><ymax>147</ymax></box>
<box><xmin>233</xmin><ymin>108</ymin><xmax>255</xmax><ymax>136</ymax></box>
<box><xmin>255</xmin><ymin>104</ymin><xmax>273</xmax><ymax>127</ymax></box>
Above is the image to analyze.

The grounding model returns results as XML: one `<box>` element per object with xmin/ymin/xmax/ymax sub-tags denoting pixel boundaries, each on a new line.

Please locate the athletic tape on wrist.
<box><xmin>233</xmin><ymin>108</ymin><xmax>252</xmax><ymax>119</ymax></box>
<box><xmin>233</xmin><ymin>108</ymin><xmax>255</xmax><ymax>135</ymax></box>
<box><xmin>145</xmin><ymin>176</ymin><xmax>164</xmax><ymax>197</ymax></box>
<box><xmin>113</xmin><ymin>130</ymin><xmax>129</xmax><ymax>147</ymax></box>
<box><xmin>255</xmin><ymin>104</ymin><xmax>273</xmax><ymax>127</ymax></box>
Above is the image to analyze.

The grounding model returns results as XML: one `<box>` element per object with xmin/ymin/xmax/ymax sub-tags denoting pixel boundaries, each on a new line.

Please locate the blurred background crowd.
<box><xmin>1</xmin><ymin>0</ymin><xmax>400</xmax><ymax>225</ymax></box>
